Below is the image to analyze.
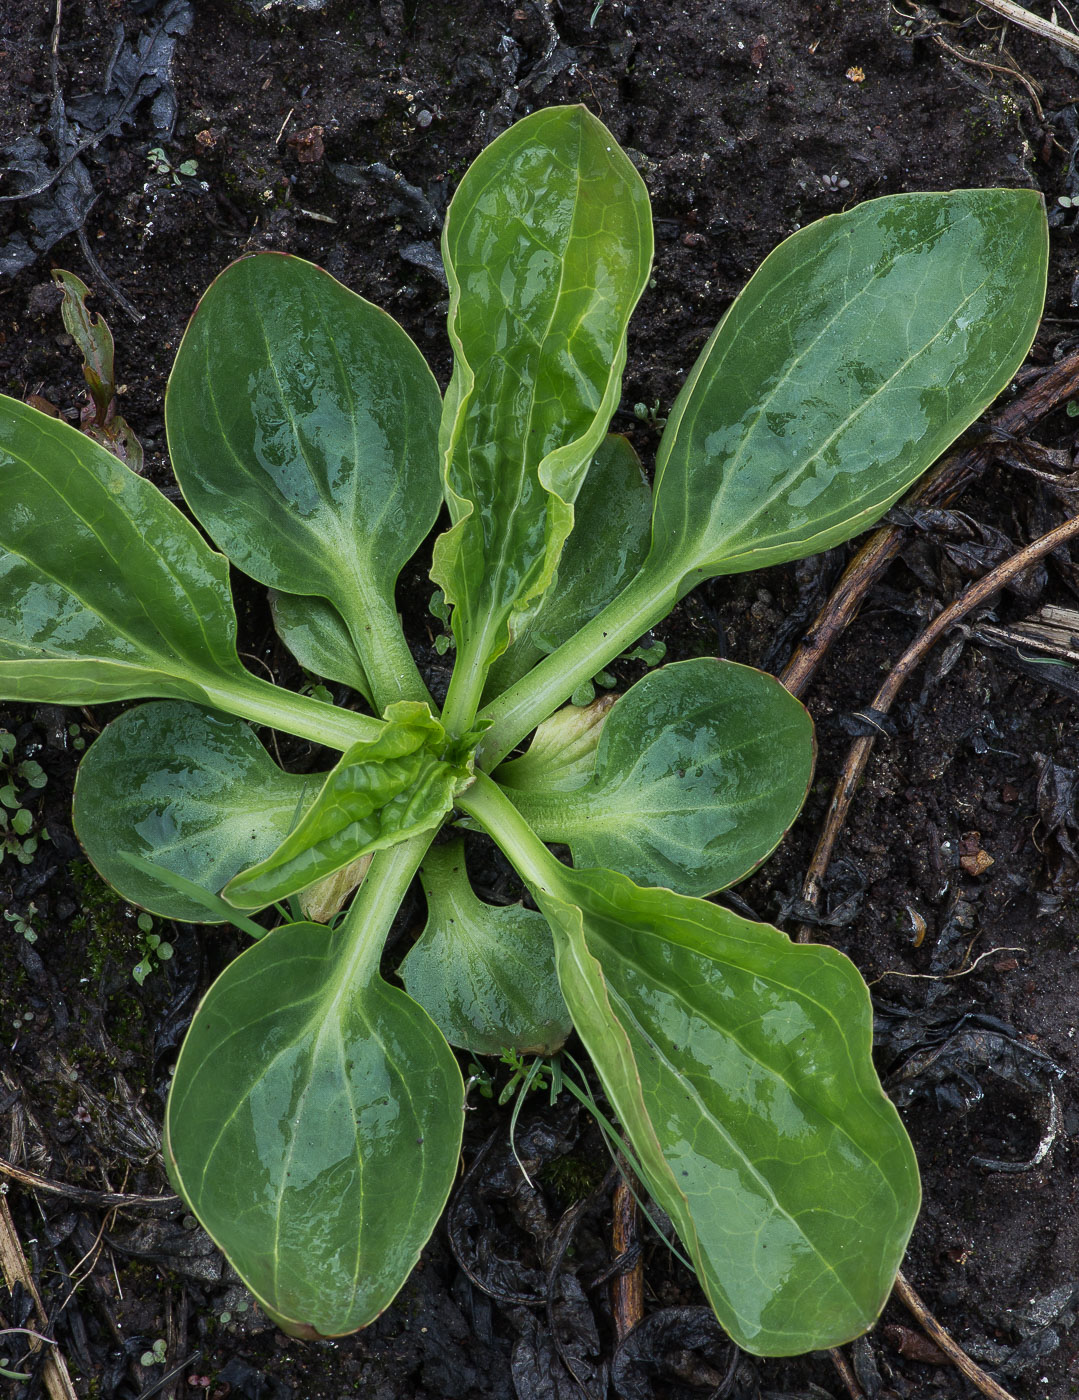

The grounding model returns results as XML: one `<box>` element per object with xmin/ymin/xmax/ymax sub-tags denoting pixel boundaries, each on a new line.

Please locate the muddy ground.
<box><xmin>2</xmin><ymin>0</ymin><xmax>1079</xmax><ymax>1397</ymax></box>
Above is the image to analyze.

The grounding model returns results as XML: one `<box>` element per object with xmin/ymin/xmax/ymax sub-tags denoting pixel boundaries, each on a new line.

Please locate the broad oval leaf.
<box><xmin>0</xmin><ymin>397</ymin><xmax>250</xmax><ymax>706</ymax></box>
<box><xmin>400</xmin><ymin>839</ymin><xmax>571</xmax><ymax>1056</ymax></box>
<box><xmin>503</xmin><ymin>660</ymin><xmax>814</xmax><ymax>895</ymax></box>
<box><xmin>648</xmin><ymin>190</ymin><xmax>1048</xmax><ymax>589</ymax></box>
<box><xmin>270</xmin><ymin>589</ymin><xmax>373</xmax><ymax>704</ymax></box>
<box><xmin>536</xmin><ymin>858</ymin><xmax>919</xmax><ymax>1356</ymax></box>
<box><xmin>73</xmin><ymin>702</ymin><xmax>319</xmax><ymax>921</ymax></box>
<box><xmin>485</xmin><ymin>434</ymin><xmax>653</xmax><ymax>700</ymax></box>
<box><xmin>166</xmin><ymin>253</ymin><xmax>442</xmax><ymax>708</ymax></box>
<box><xmin>165</xmin><ymin>919</ymin><xmax>464</xmax><ymax>1336</ymax></box>
<box><xmin>223</xmin><ymin>702</ymin><xmax>470</xmax><ymax>909</ymax></box>
<box><xmin>433</xmin><ymin>105</ymin><xmax>653</xmax><ymax>712</ymax></box>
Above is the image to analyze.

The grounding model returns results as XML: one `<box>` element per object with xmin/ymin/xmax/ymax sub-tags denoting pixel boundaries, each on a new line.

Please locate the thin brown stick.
<box><xmin>610</xmin><ymin>1174</ymin><xmax>644</xmax><ymax>1340</ymax></box>
<box><xmin>0</xmin><ymin>1156</ymin><xmax>177</xmax><ymax>1211</ymax></box>
<box><xmin>780</xmin><ymin>351</ymin><xmax>1079</xmax><ymax>700</ymax></box>
<box><xmin>799</xmin><ymin>511</ymin><xmax>1079</xmax><ymax>920</ymax></box>
<box><xmin>828</xmin><ymin>1346</ymin><xmax>866</xmax><ymax>1400</ymax></box>
<box><xmin>974</xmin><ymin>0</ymin><xmax>1079</xmax><ymax>54</ymax></box>
<box><xmin>894</xmin><ymin>1271</ymin><xmax>1019</xmax><ymax>1400</ymax></box>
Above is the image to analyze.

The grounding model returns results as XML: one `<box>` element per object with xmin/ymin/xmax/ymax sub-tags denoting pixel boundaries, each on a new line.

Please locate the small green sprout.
<box><xmin>139</xmin><ymin>1339</ymin><xmax>167</xmax><ymax>1367</ymax></box>
<box><xmin>0</xmin><ymin>731</ymin><xmax>47</xmax><ymax>866</ymax></box>
<box><xmin>132</xmin><ymin>913</ymin><xmax>174</xmax><ymax>986</ymax></box>
<box><xmin>147</xmin><ymin>146</ymin><xmax>199</xmax><ymax>186</ymax></box>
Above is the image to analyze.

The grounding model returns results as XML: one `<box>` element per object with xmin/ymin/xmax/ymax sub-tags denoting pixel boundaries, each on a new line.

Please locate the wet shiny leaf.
<box><xmin>74</xmin><ymin>701</ymin><xmax>319</xmax><ymax>920</ymax></box>
<box><xmin>269</xmin><ymin>589</ymin><xmax>372</xmax><ymax>704</ymax></box>
<box><xmin>504</xmin><ymin>660</ymin><xmax>814</xmax><ymax>895</ymax></box>
<box><xmin>649</xmin><ymin>190</ymin><xmax>1048</xmax><ymax>590</ymax></box>
<box><xmin>166</xmin><ymin>252</ymin><xmax>441</xmax><ymax>708</ymax></box>
<box><xmin>223</xmin><ymin>702</ymin><xmax>470</xmax><ymax>909</ymax></box>
<box><xmin>165</xmin><ymin>918</ymin><xmax>464</xmax><ymax>1336</ymax></box>
<box><xmin>433</xmin><ymin>105</ymin><xmax>652</xmax><ymax>712</ymax></box>
<box><xmin>400</xmin><ymin>840</ymin><xmax>571</xmax><ymax>1055</ymax></box>
<box><xmin>0</xmin><ymin>398</ymin><xmax>247</xmax><ymax>706</ymax></box>
<box><xmin>487</xmin><ymin>434</ymin><xmax>653</xmax><ymax>698</ymax></box>
<box><xmin>536</xmin><ymin>859</ymin><xmax>920</xmax><ymax>1356</ymax></box>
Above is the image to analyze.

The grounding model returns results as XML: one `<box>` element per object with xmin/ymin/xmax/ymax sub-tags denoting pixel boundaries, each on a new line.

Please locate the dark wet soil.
<box><xmin>2</xmin><ymin>1</ymin><xmax>1079</xmax><ymax>1397</ymax></box>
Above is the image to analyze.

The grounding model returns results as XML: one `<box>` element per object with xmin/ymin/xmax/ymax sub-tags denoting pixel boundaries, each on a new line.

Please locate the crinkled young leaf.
<box><xmin>485</xmin><ymin>435</ymin><xmax>652</xmax><ymax>699</ymax></box>
<box><xmin>400</xmin><ymin>840</ymin><xmax>571</xmax><ymax>1056</ymax></box>
<box><xmin>165</xmin><ymin>917</ymin><xmax>464</xmax><ymax>1337</ymax></box>
<box><xmin>223</xmin><ymin>702</ymin><xmax>472</xmax><ymax>909</ymax></box>
<box><xmin>476</xmin><ymin>189</ymin><xmax>1048</xmax><ymax>768</ymax></box>
<box><xmin>649</xmin><ymin>190</ymin><xmax>1048</xmax><ymax>591</ymax></box>
<box><xmin>434</xmin><ymin>105</ymin><xmax>653</xmax><ymax>719</ymax></box>
<box><xmin>166</xmin><ymin>252</ymin><xmax>442</xmax><ymax>708</ymax></box>
<box><xmin>73</xmin><ymin>702</ymin><xmax>320</xmax><ymax>921</ymax></box>
<box><xmin>502</xmin><ymin>660</ymin><xmax>814</xmax><ymax>896</ymax></box>
<box><xmin>270</xmin><ymin>589</ymin><xmax>373</xmax><ymax>704</ymax></box>
<box><xmin>494</xmin><ymin>694</ymin><xmax>615</xmax><ymax>796</ymax></box>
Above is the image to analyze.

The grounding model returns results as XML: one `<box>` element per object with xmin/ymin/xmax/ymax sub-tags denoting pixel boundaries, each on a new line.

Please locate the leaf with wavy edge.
<box><xmin>165</xmin><ymin>917</ymin><xmax>464</xmax><ymax>1336</ymax></box>
<box><xmin>459</xmin><ymin>776</ymin><xmax>919</xmax><ymax>1356</ymax></box>
<box><xmin>223</xmin><ymin>702</ymin><xmax>473</xmax><ymax>909</ymax></box>
<box><xmin>544</xmin><ymin>865</ymin><xmax>917</xmax><ymax>1355</ymax></box>
<box><xmin>434</xmin><ymin>105</ymin><xmax>652</xmax><ymax>716</ymax></box>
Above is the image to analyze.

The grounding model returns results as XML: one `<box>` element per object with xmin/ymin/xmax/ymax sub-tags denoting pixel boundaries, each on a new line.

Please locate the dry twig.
<box><xmin>609</xmin><ymin>1176</ymin><xmax>644</xmax><ymax>1340</ymax></box>
<box><xmin>894</xmin><ymin>1271</ymin><xmax>1020</xmax><ymax>1400</ymax></box>
<box><xmin>975</xmin><ymin>0</ymin><xmax>1079</xmax><ymax>55</ymax></box>
<box><xmin>780</xmin><ymin>350</ymin><xmax>1079</xmax><ymax>699</ymax></box>
<box><xmin>799</xmin><ymin>511</ymin><xmax>1079</xmax><ymax>917</ymax></box>
<box><xmin>0</xmin><ymin>1195</ymin><xmax>78</xmax><ymax>1399</ymax></box>
<box><xmin>0</xmin><ymin>1156</ymin><xmax>177</xmax><ymax>1211</ymax></box>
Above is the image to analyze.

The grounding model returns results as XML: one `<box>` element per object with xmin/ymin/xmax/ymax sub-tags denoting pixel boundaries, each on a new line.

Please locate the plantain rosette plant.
<box><xmin>0</xmin><ymin>106</ymin><xmax>1047</xmax><ymax>1355</ymax></box>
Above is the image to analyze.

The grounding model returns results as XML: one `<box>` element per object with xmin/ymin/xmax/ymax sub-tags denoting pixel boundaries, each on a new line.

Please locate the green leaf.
<box><xmin>460</xmin><ymin>776</ymin><xmax>920</xmax><ymax>1356</ymax></box>
<box><xmin>223</xmin><ymin>702</ymin><xmax>472</xmax><ymax>909</ymax></box>
<box><xmin>545</xmin><ymin>869</ymin><xmax>919</xmax><ymax>1354</ymax></box>
<box><xmin>165</xmin><ymin>917</ymin><xmax>464</xmax><ymax>1336</ymax></box>
<box><xmin>166</xmin><ymin>253</ymin><xmax>442</xmax><ymax>709</ymax></box>
<box><xmin>0</xmin><ymin>397</ymin><xmax>259</xmax><ymax>709</ymax></box>
<box><xmin>649</xmin><ymin>190</ymin><xmax>1048</xmax><ymax>591</ymax></box>
<box><xmin>485</xmin><ymin>434</ymin><xmax>653</xmax><ymax>699</ymax></box>
<box><xmin>269</xmin><ymin>589</ymin><xmax>373</xmax><ymax>704</ymax></box>
<box><xmin>503</xmin><ymin>660</ymin><xmax>815</xmax><ymax>896</ymax></box>
<box><xmin>73</xmin><ymin>702</ymin><xmax>319</xmax><ymax>920</ymax></box>
<box><xmin>494</xmin><ymin>693</ymin><xmax>616</xmax><ymax>795</ymax></box>
<box><xmin>399</xmin><ymin>840</ymin><xmax>571</xmax><ymax>1056</ymax></box>
<box><xmin>434</xmin><ymin>106</ymin><xmax>653</xmax><ymax>726</ymax></box>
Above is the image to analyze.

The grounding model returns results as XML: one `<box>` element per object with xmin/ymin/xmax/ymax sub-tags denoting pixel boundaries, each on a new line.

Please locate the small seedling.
<box><xmin>0</xmin><ymin>106</ymin><xmax>1049</xmax><ymax>1355</ymax></box>
<box><xmin>4</xmin><ymin>905</ymin><xmax>39</xmax><ymax>943</ymax></box>
<box><xmin>131</xmin><ymin>913</ymin><xmax>173</xmax><ymax>985</ymax></box>
<box><xmin>140</xmin><ymin>1339</ymin><xmax>167</xmax><ymax>1367</ymax></box>
<box><xmin>147</xmin><ymin>146</ymin><xmax>199</xmax><ymax>186</ymax></box>
<box><xmin>632</xmin><ymin>397</ymin><xmax>665</xmax><ymax>428</ymax></box>
<box><xmin>0</xmin><ymin>731</ymin><xmax>47</xmax><ymax>866</ymax></box>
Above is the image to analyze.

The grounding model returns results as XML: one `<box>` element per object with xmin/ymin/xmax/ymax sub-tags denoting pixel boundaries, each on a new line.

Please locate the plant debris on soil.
<box><xmin>2</xmin><ymin>1</ymin><xmax>1079</xmax><ymax>1397</ymax></box>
